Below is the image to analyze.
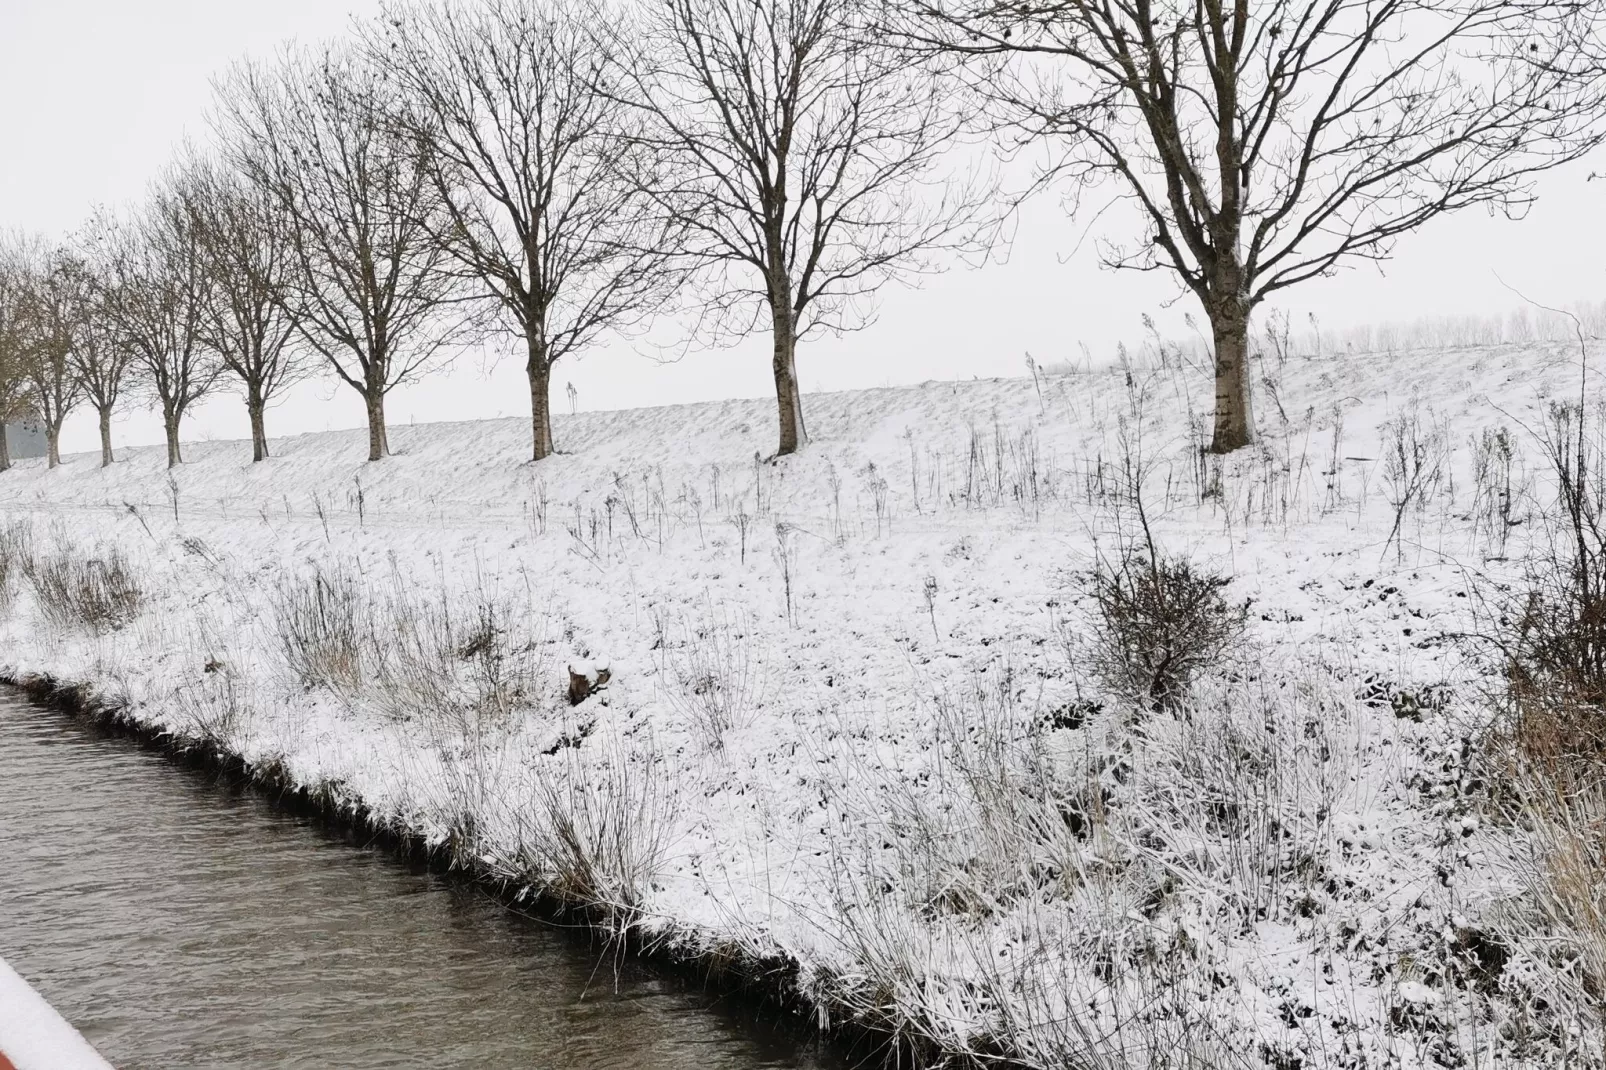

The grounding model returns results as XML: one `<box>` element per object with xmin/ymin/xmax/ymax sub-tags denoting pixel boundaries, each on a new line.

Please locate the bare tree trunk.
<box><xmin>98</xmin><ymin>406</ymin><xmax>114</xmax><ymax>467</ymax></box>
<box><xmin>164</xmin><ymin>410</ymin><xmax>182</xmax><ymax>468</ymax></box>
<box><xmin>247</xmin><ymin>389</ymin><xmax>269</xmax><ymax>462</ymax></box>
<box><xmin>528</xmin><ymin>327</ymin><xmax>554</xmax><ymax>461</ymax></box>
<box><xmin>364</xmin><ymin>388</ymin><xmax>389</xmax><ymax>462</ymax></box>
<box><xmin>770</xmin><ymin>298</ymin><xmax>806</xmax><ymax>456</ymax></box>
<box><xmin>0</xmin><ymin>425</ymin><xmax>11</xmax><ymax>473</ymax></box>
<box><xmin>1206</xmin><ymin>292</ymin><xmax>1255</xmax><ymax>454</ymax></box>
<box><xmin>46</xmin><ymin>423</ymin><xmax>61</xmax><ymax>469</ymax></box>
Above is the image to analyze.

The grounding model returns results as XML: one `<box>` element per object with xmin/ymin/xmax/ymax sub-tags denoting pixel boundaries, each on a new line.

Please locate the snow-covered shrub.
<box><xmin>815</xmin><ymin>661</ymin><xmax>1550</xmax><ymax>1069</ymax></box>
<box><xmin>1078</xmin><ymin>547</ymin><xmax>1246</xmax><ymax>711</ymax></box>
<box><xmin>22</xmin><ymin>539</ymin><xmax>142</xmax><ymax>633</ymax></box>
<box><xmin>1496</xmin><ymin>770</ymin><xmax>1606</xmax><ymax>1020</ymax></box>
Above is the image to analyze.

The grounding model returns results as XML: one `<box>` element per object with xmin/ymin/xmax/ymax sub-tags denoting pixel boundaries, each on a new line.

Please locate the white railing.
<box><xmin>0</xmin><ymin>957</ymin><xmax>113</xmax><ymax>1070</ymax></box>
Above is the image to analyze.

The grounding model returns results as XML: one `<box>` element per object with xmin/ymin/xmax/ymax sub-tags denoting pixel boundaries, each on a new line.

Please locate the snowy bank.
<box><xmin>0</xmin><ymin>341</ymin><xmax>1601</xmax><ymax>1068</ymax></box>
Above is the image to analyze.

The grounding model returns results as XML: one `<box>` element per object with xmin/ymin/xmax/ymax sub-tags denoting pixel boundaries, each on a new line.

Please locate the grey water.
<box><xmin>0</xmin><ymin>692</ymin><xmax>838</xmax><ymax>1069</ymax></box>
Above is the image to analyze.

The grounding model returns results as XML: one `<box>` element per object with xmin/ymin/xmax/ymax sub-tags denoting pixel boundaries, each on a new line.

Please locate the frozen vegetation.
<box><xmin>1</xmin><ymin>338</ymin><xmax>1604</xmax><ymax>1068</ymax></box>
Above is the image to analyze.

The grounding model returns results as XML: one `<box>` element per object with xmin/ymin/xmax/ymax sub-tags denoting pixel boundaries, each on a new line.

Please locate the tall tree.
<box><xmin>371</xmin><ymin>0</ymin><xmax>682</xmax><ymax>462</ymax></box>
<box><xmin>899</xmin><ymin>0</ymin><xmax>1606</xmax><ymax>453</ymax></box>
<box><xmin>98</xmin><ymin>181</ymin><xmax>222</xmax><ymax>469</ymax></box>
<box><xmin>182</xmin><ymin>157</ymin><xmax>309</xmax><ymax>462</ymax></box>
<box><xmin>620</xmin><ymin>0</ymin><xmax>990</xmax><ymax>457</ymax></box>
<box><xmin>215</xmin><ymin>46</ymin><xmax>463</xmax><ymax>462</ymax></box>
<box><xmin>59</xmin><ymin>254</ymin><xmax>133</xmax><ymax>468</ymax></box>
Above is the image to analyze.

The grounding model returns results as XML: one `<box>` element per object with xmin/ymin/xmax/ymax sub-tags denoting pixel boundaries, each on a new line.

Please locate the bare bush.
<box><xmin>24</xmin><ymin>541</ymin><xmax>142</xmax><ymax>633</ymax></box>
<box><xmin>1380</xmin><ymin>410</ymin><xmax>1447</xmax><ymax>561</ymax></box>
<box><xmin>1492</xmin><ymin>760</ymin><xmax>1606</xmax><ymax>1018</ymax></box>
<box><xmin>908</xmin><ymin>669</ymin><xmax>1091</xmax><ymax>916</ymax></box>
<box><xmin>1076</xmin><ymin>547</ymin><xmax>1246</xmax><ymax>712</ymax></box>
<box><xmin>272</xmin><ymin>563</ymin><xmax>551</xmax><ymax>719</ymax></box>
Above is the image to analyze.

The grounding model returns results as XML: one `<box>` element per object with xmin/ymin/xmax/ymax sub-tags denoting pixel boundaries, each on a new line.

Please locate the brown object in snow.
<box><xmin>567</xmin><ymin>665</ymin><xmax>610</xmax><ymax>706</ymax></box>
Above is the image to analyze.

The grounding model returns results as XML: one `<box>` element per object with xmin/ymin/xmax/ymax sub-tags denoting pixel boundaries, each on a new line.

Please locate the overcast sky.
<box><xmin>2</xmin><ymin>0</ymin><xmax>1602</xmax><ymax>456</ymax></box>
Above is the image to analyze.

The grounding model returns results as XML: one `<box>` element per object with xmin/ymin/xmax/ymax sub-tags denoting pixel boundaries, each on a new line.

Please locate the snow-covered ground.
<box><xmin>0</xmin><ymin>958</ymin><xmax>113</xmax><ymax>1070</ymax></box>
<box><xmin>0</xmin><ymin>341</ymin><xmax>1598</xmax><ymax>1068</ymax></box>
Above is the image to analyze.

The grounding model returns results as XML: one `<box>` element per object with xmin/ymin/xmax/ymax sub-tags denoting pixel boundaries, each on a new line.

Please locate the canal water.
<box><xmin>0</xmin><ymin>692</ymin><xmax>837</xmax><ymax>1069</ymax></box>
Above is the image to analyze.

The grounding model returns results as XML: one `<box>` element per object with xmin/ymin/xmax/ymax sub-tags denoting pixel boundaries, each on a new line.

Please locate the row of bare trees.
<box><xmin>3</xmin><ymin>0</ymin><xmax>1605</xmax><ymax>471</ymax></box>
<box><xmin>206</xmin><ymin>0</ymin><xmax>990</xmax><ymax>463</ymax></box>
<box><xmin>0</xmin><ymin>160</ymin><xmax>311</xmax><ymax>471</ymax></box>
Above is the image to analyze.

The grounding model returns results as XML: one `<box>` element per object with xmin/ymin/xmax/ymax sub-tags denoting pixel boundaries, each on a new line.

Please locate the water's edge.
<box><xmin>2</xmin><ymin>672</ymin><xmax>922</xmax><ymax>1070</ymax></box>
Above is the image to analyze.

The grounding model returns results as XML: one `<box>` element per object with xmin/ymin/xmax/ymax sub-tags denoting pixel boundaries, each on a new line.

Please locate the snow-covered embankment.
<box><xmin>0</xmin><ymin>342</ymin><xmax>1598</xmax><ymax>1068</ymax></box>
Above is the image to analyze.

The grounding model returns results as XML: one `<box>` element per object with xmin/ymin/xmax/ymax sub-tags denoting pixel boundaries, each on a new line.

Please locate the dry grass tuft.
<box><xmin>272</xmin><ymin>567</ymin><xmax>368</xmax><ymax>693</ymax></box>
<box><xmin>515</xmin><ymin>745</ymin><xmax>667</xmax><ymax>929</ymax></box>
<box><xmin>23</xmin><ymin>538</ymin><xmax>143</xmax><ymax>633</ymax></box>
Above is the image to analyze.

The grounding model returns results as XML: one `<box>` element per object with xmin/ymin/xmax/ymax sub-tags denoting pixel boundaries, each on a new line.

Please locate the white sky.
<box><xmin>2</xmin><ymin>0</ymin><xmax>1602</xmax><ymax>455</ymax></box>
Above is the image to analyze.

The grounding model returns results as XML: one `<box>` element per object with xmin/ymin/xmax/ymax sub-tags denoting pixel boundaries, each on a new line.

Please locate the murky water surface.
<box><xmin>0</xmin><ymin>693</ymin><xmax>836</xmax><ymax>1069</ymax></box>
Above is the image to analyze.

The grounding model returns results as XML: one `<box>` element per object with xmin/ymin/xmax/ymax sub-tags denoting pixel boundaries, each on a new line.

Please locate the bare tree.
<box><xmin>898</xmin><ymin>0</ymin><xmax>1606</xmax><ymax>453</ymax></box>
<box><xmin>58</xmin><ymin>254</ymin><xmax>133</xmax><ymax>467</ymax></box>
<box><xmin>371</xmin><ymin>0</ymin><xmax>682</xmax><ymax>462</ymax></box>
<box><xmin>0</xmin><ymin>237</ymin><xmax>38</xmax><ymax>473</ymax></box>
<box><xmin>15</xmin><ymin>245</ymin><xmax>82</xmax><ymax>469</ymax></box>
<box><xmin>215</xmin><ymin>46</ymin><xmax>463</xmax><ymax>463</ymax></box>
<box><xmin>619</xmin><ymin>0</ymin><xmax>990</xmax><ymax>457</ymax></box>
<box><xmin>182</xmin><ymin>156</ymin><xmax>309</xmax><ymax>462</ymax></box>
<box><xmin>97</xmin><ymin>179</ymin><xmax>223</xmax><ymax>469</ymax></box>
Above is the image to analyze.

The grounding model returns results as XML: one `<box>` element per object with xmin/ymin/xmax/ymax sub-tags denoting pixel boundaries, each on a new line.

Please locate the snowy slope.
<box><xmin>0</xmin><ymin>340</ymin><xmax>1596</xmax><ymax>1068</ymax></box>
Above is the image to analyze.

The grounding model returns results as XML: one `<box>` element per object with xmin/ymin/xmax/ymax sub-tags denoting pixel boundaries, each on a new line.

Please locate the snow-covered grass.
<box><xmin>1</xmin><ymin>340</ymin><xmax>1602</xmax><ymax>1067</ymax></box>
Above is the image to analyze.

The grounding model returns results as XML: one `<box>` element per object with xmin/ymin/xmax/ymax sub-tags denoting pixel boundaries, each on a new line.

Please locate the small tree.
<box><xmin>183</xmin><ymin>156</ymin><xmax>310</xmax><ymax>462</ymax></box>
<box><xmin>215</xmin><ymin>46</ymin><xmax>464</xmax><ymax>462</ymax></box>
<box><xmin>621</xmin><ymin>0</ymin><xmax>990</xmax><ymax>457</ymax></box>
<box><xmin>59</xmin><ymin>254</ymin><xmax>132</xmax><ymax>468</ymax></box>
<box><xmin>97</xmin><ymin>175</ymin><xmax>223</xmax><ymax>468</ymax></box>
<box><xmin>372</xmin><ymin>0</ymin><xmax>682</xmax><ymax>462</ymax></box>
<box><xmin>901</xmin><ymin>0</ymin><xmax>1606</xmax><ymax>453</ymax></box>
